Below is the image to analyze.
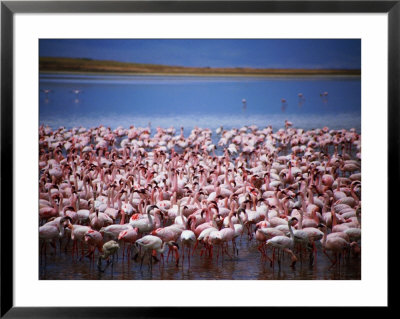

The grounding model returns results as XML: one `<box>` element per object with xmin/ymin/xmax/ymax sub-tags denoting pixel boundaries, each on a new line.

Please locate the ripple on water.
<box><xmin>39</xmin><ymin>238</ymin><xmax>361</xmax><ymax>280</ymax></box>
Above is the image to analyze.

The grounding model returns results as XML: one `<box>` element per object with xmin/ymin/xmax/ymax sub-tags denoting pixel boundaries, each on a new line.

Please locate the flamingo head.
<box><xmin>84</xmin><ymin>229</ymin><xmax>95</xmax><ymax>241</ymax></box>
<box><xmin>147</xmin><ymin>204</ymin><xmax>159</xmax><ymax>214</ymax></box>
<box><xmin>289</xmin><ymin>217</ymin><xmax>298</xmax><ymax>225</ymax></box>
<box><xmin>118</xmin><ymin>230</ymin><xmax>128</xmax><ymax>240</ymax></box>
<box><xmin>169</xmin><ymin>241</ymin><xmax>179</xmax><ymax>250</ymax></box>
<box><xmin>151</xmin><ymin>228</ymin><xmax>161</xmax><ymax>236</ymax></box>
<box><xmin>187</xmin><ymin>218</ymin><xmax>192</xmax><ymax>228</ymax></box>
<box><xmin>169</xmin><ymin>242</ymin><xmax>180</xmax><ymax>265</ymax></box>
<box><xmin>60</xmin><ymin>216</ymin><xmax>72</xmax><ymax>227</ymax></box>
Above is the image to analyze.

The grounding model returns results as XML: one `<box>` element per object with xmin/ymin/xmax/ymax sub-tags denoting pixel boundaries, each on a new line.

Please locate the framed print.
<box><xmin>1</xmin><ymin>0</ymin><xmax>395</xmax><ymax>316</ymax></box>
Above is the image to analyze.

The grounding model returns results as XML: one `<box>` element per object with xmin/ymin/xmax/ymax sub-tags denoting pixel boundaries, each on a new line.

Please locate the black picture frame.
<box><xmin>1</xmin><ymin>0</ymin><xmax>394</xmax><ymax>317</ymax></box>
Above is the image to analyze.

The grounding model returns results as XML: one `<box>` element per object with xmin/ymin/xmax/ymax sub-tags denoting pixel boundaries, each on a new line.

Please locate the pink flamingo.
<box><xmin>135</xmin><ymin>235</ymin><xmax>179</xmax><ymax>270</ymax></box>
<box><xmin>318</xmin><ymin>224</ymin><xmax>350</xmax><ymax>268</ymax></box>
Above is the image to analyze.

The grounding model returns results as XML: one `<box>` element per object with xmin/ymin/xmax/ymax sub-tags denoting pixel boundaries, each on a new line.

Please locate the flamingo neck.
<box><xmin>75</xmin><ymin>195</ymin><xmax>80</xmax><ymax>211</ymax></box>
<box><xmin>313</xmin><ymin>208</ymin><xmax>319</xmax><ymax>224</ymax></box>
<box><xmin>298</xmin><ymin>210</ymin><xmax>303</xmax><ymax>230</ymax></box>
<box><xmin>189</xmin><ymin>217</ymin><xmax>196</xmax><ymax>232</ymax></box>
<box><xmin>58</xmin><ymin>220</ymin><xmax>65</xmax><ymax>237</ymax></box>
<box><xmin>251</xmin><ymin>196</ymin><xmax>257</xmax><ymax>211</ymax></box>
<box><xmin>350</xmin><ymin>185</ymin><xmax>360</xmax><ymax>205</ymax></box>
<box><xmin>120</xmin><ymin>210</ymin><xmax>126</xmax><ymax>225</ymax></box>
<box><xmin>331</xmin><ymin>211</ymin><xmax>337</xmax><ymax>227</ymax></box>
<box><xmin>283</xmin><ymin>199</ymin><xmax>289</xmax><ymax>216</ymax></box>
<box><xmin>147</xmin><ymin>210</ymin><xmax>153</xmax><ymax>227</ymax></box>
<box><xmin>321</xmin><ymin>227</ymin><xmax>327</xmax><ymax>247</ymax></box>
<box><xmin>288</xmin><ymin>221</ymin><xmax>295</xmax><ymax>242</ymax></box>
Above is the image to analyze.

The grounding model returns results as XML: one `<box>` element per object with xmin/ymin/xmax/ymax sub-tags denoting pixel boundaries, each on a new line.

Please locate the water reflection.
<box><xmin>39</xmin><ymin>238</ymin><xmax>361</xmax><ymax>280</ymax></box>
<box><xmin>298</xmin><ymin>93</ymin><xmax>306</xmax><ymax>108</ymax></box>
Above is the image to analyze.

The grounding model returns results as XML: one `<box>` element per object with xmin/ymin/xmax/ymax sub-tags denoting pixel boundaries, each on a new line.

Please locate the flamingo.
<box><xmin>66</xmin><ymin>223</ymin><xmax>91</xmax><ymax>260</ymax></box>
<box><xmin>135</xmin><ymin>235</ymin><xmax>179</xmax><ymax>270</ymax></box>
<box><xmin>97</xmin><ymin>240</ymin><xmax>120</xmax><ymax>272</ymax></box>
<box><xmin>318</xmin><ymin>224</ymin><xmax>350</xmax><ymax>268</ymax></box>
<box><xmin>180</xmin><ymin>230</ymin><xmax>196</xmax><ymax>267</ymax></box>
<box><xmin>129</xmin><ymin>205</ymin><xmax>160</xmax><ymax>234</ymax></box>
<box><xmin>38</xmin><ymin>122</ymin><xmax>361</xmax><ymax>279</ymax></box>
<box><xmin>84</xmin><ymin>229</ymin><xmax>103</xmax><ymax>261</ymax></box>
<box><xmin>216</xmin><ymin>203</ymin><xmax>236</xmax><ymax>258</ymax></box>
<box><xmin>266</xmin><ymin>217</ymin><xmax>298</xmax><ymax>268</ymax></box>
<box><xmin>39</xmin><ymin>216</ymin><xmax>70</xmax><ymax>261</ymax></box>
<box><xmin>118</xmin><ymin>227</ymin><xmax>139</xmax><ymax>258</ymax></box>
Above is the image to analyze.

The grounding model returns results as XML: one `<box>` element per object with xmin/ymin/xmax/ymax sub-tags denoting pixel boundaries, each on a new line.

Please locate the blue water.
<box><xmin>39</xmin><ymin>73</ymin><xmax>361</xmax><ymax>131</ymax></box>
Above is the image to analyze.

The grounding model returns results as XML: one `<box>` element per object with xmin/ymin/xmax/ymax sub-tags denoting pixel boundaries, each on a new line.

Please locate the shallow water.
<box><xmin>39</xmin><ymin>74</ymin><xmax>361</xmax><ymax>131</ymax></box>
<box><xmin>39</xmin><ymin>237</ymin><xmax>361</xmax><ymax>280</ymax></box>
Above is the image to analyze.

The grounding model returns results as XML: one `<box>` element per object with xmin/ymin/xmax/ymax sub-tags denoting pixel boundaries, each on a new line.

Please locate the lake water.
<box><xmin>40</xmin><ymin>238</ymin><xmax>361</xmax><ymax>280</ymax></box>
<box><xmin>39</xmin><ymin>73</ymin><xmax>361</xmax><ymax>132</ymax></box>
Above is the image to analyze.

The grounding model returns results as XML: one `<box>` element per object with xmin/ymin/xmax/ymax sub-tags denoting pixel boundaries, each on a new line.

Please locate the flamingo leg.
<box><xmin>59</xmin><ymin>238</ymin><xmax>63</xmax><ymax>255</ymax></box>
<box><xmin>149</xmin><ymin>250</ymin><xmax>153</xmax><ymax>271</ymax></box>
<box><xmin>39</xmin><ymin>241</ymin><xmax>42</xmax><ymax>265</ymax></box>
<box><xmin>80</xmin><ymin>241</ymin><xmax>84</xmax><ymax>260</ymax></box>
<box><xmin>140</xmin><ymin>251</ymin><xmax>145</xmax><ymax>270</ymax></box>
<box><xmin>192</xmin><ymin>240</ymin><xmax>199</xmax><ymax>256</ymax></box>
<box><xmin>188</xmin><ymin>246</ymin><xmax>191</xmax><ymax>268</ymax></box>
<box><xmin>232</xmin><ymin>239</ymin><xmax>238</xmax><ymax>256</ymax></box>
<box><xmin>323</xmin><ymin>249</ymin><xmax>334</xmax><ymax>263</ymax></box>
<box><xmin>174</xmin><ymin>247</ymin><xmax>179</xmax><ymax>266</ymax></box>
<box><xmin>257</xmin><ymin>243</ymin><xmax>265</xmax><ymax>260</ymax></box>
<box><xmin>224</xmin><ymin>243</ymin><xmax>232</xmax><ymax>259</ymax></box>
<box><xmin>127</xmin><ymin>244</ymin><xmax>131</xmax><ymax>260</ymax></box>
<box><xmin>296</xmin><ymin>243</ymin><xmax>302</xmax><ymax>264</ymax></box>
<box><xmin>97</xmin><ymin>256</ymin><xmax>104</xmax><ymax>272</ymax></box>
<box><xmin>313</xmin><ymin>241</ymin><xmax>317</xmax><ymax>264</ymax></box>
<box><xmin>64</xmin><ymin>236</ymin><xmax>70</xmax><ymax>253</ymax></box>
<box><xmin>283</xmin><ymin>248</ymin><xmax>297</xmax><ymax>268</ymax></box>
<box><xmin>72</xmin><ymin>240</ymin><xmax>77</xmax><ymax>260</ymax></box>
<box><xmin>200</xmin><ymin>244</ymin><xmax>205</xmax><ymax>257</ymax></box>
<box><xmin>40</xmin><ymin>241</ymin><xmax>45</xmax><ymax>265</ymax></box>
<box><xmin>111</xmin><ymin>254</ymin><xmax>115</xmax><ymax>274</ymax></box>
<box><xmin>263</xmin><ymin>245</ymin><xmax>272</xmax><ymax>263</ymax></box>
<box><xmin>277</xmin><ymin>249</ymin><xmax>281</xmax><ymax>269</ymax></box>
<box><xmin>166</xmin><ymin>247</ymin><xmax>171</xmax><ymax>262</ymax></box>
<box><xmin>329</xmin><ymin>253</ymin><xmax>338</xmax><ymax>269</ymax></box>
<box><xmin>272</xmin><ymin>248</ymin><xmax>276</xmax><ymax>268</ymax></box>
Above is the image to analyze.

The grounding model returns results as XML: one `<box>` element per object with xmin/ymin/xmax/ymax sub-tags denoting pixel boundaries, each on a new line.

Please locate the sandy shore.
<box><xmin>39</xmin><ymin>57</ymin><xmax>361</xmax><ymax>77</ymax></box>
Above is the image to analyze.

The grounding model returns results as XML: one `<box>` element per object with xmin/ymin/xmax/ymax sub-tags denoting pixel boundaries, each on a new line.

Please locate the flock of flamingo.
<box><xmin>39</xmin><ymin>120</ymin><xmax>361</xmax><ymax>276</ymax></box>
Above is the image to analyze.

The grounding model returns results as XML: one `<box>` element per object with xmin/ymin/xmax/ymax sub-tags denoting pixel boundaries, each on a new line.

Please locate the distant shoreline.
<box><xmin>40</xmin><ymin>70</ymin><xmax>361</xmax><ymax>78</ymax></box>
<box><xmin>39</xmin><ymin>57</ymin><xmax>361</xmax><ymax>77</ymax></box>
